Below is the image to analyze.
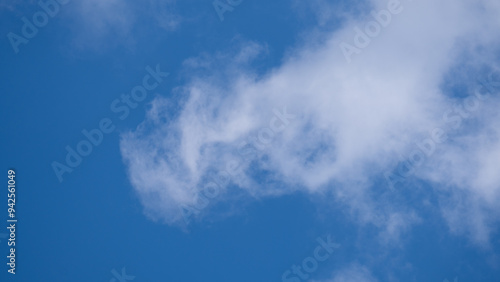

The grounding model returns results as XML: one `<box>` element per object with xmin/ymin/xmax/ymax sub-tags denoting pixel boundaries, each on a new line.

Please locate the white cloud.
<box><xmin>65</xmin><ymin>0</ymin><xmax>179</xmax><ymax>51</ymax></box>
<box><xmin>120</xmin><ymin>0</ymin><xmax>500</xmax><ymax>247</ymax></box>
<box><xmin>311</xmin><ymin>264</ymin><xmax>378</xmax><ymax>282</ymax></box>
<box><xmin>146</xmin><ymin>0</ymin><xmax>180</xmax><ymax>32</ymax></box>
<box><xmin>65</xmin><ymin>0</ymin><xmax>135</xmax><ymax>50</ymax></box>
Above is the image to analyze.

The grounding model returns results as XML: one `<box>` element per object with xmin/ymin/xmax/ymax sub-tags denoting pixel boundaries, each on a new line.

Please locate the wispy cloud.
<box><xmin>120</xmin><ymin>0</ymin><xmax>500</xmax><ymax>251</ymax></box>
<box><xmin>63</xmin><ymin>0</ymin><xmax>179</xmax><ymax>51</ymax></box>
<box><xmin>311</xmin><ymin>263</ymin><xmax>378</xmax><ymax>282</ymax></box>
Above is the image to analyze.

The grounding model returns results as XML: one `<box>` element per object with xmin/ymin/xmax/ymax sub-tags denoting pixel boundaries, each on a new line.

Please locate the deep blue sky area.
<box><xmin>1</xmin><ymin>0</ymin><xmax>500</xmax><ymax>281</ymax></box>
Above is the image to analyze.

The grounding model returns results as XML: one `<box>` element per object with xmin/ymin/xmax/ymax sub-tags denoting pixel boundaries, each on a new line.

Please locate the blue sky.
<box><xmin>1</xmin><ymin>0</ymin><xmax>500</xmax><ymax>281</ymax></box>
